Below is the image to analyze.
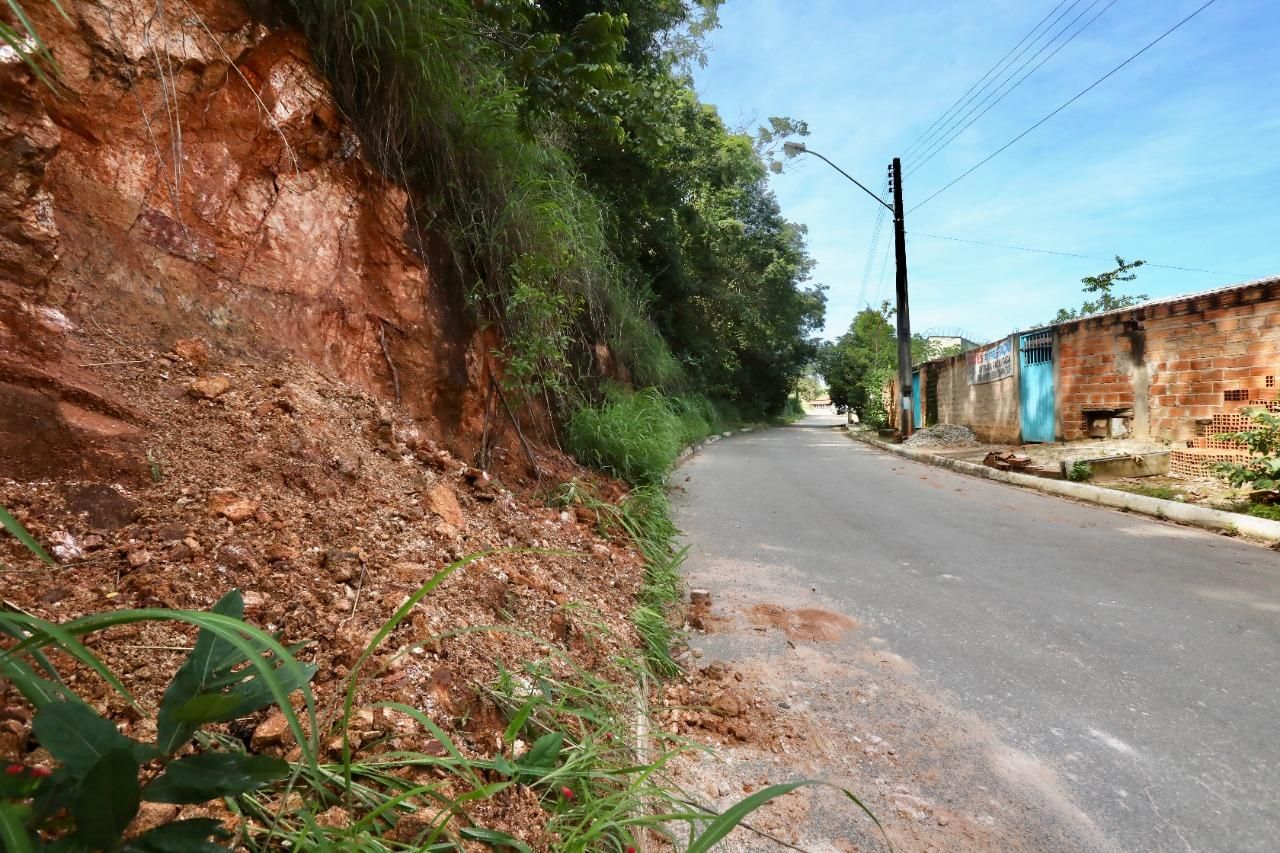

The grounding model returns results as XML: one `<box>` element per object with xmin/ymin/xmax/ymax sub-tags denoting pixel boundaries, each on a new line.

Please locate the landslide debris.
<box><xmin>0</xmin><ymin>332</ymin><xmax>649</xmax><ymax>848</ymax></box>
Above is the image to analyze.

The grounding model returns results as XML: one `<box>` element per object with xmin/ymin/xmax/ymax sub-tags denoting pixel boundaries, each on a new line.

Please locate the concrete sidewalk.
<box><xmin>849</xmin><ymin>426</ymin><xmax>1280</xmax><ymax>543</ymax></box>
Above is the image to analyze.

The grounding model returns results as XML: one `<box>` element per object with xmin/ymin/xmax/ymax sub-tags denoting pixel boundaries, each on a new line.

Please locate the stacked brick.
<box><xmin>1170</xmin><ymin>405</ymin><xmax>1265</xmax><ymax>478</ymax></box>
<box><xmin>1057</xmin><ymin>279</ymin><xmax>1280</xmax><ymax>442</ymax></box>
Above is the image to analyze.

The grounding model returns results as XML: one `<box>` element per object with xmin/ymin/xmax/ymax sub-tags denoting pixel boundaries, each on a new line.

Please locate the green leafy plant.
<box><xmin>567</xmin><ymin>389</ymin><xmax>687</xmax><ymax>485</ymax></box>
<box><xmin>1067</xmin><ymin>461</ymin><xmax>1093</xmax><ymax>482</ymax></box>
<box><xmin>1214</xmin><ymin>406</ymin><xmax>1280</xmax><ymax>491</ymax></box>
<box><xmin>1244</xmin><ymin>501</ymin><xmax>1280</xmax><ymax>521</ymax></box>
<box><xmin>0</xmin><ymin>590</ymin><xmax>314</xmax><ymax>851</ymax></box>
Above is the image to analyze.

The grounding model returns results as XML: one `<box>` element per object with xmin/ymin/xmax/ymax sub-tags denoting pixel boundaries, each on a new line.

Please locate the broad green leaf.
<box><xmin>44</xmin><ymin>838</ymin><xmax>92</xmax><ymax>853</ymax></box>
<box><xmin>29</xmin><ymin>767</ymin><xmax>78</xmax><ymax>825</ymax></box>
<box><xmin>31</xmin><ymin>701</ymin><xmax>141</xmax><ymax>778</ymax></box>
<box><xmin>221</xmin><ymin>662</ymin><xmax>317</xmax><ymax>720</ymax></box>
<box><xmin>0</xmin><ymin>504</ymin><xmax>54</xmax><ymax>566</ymax></box>
<box><xmin>0</xmin><ymin>801</ymin><xmax>34</xmax><ymax>853</ymax></box>
<box><xmin>459</xmin><ymin>827</ymin><xmax>532</xmax><ymax>852</ymax></box>
<box><xmin>143</xmin><ymin>751</ymin><xmax>288</xmax><ymax>804</ymax></box>
<box><xmin>170</xmin><ymin>692</ymin><xmax>246</xmax><ymax>724</ymax></box>
<box><xmin>57</xmin><ymin>606</ymin><xmax>319</xmax><ymax>773</ymax></box>
<box><xmin>71</xmin><ymin>748</ymin><xmax>140</xmax><ymax>850</ymax></box>
<box><xmin>122</xmin><ymin>818</ymin><xmax>230</xmax><ymax>852</ymax></box>
<box><xmin>152</xmin><ymin>592</ymin><xmax>314</xmax><ymax>751</ymax></box>
<box><xmin>502</xmin><ymin>696</ymin><xmax>538</xmax><ymax>744</ymax></box>
<box><xmin>490</xmin><ymin>753</ymin><xmax>517</xmax><ymax>778</ymax></box>
<box><xmin>514</xmin><ymin>732</ymin><xmax>563</xmax><ymax>777</ymax></box>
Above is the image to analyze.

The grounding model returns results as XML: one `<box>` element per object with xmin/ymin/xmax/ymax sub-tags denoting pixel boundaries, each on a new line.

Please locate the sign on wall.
<box><xmin>968</xmin><ymin>338</ymin><xmax>1014</xmax><ymax>384</ymax></box>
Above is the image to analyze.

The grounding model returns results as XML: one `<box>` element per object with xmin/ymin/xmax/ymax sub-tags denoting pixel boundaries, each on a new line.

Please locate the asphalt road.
<box><xmin>673</xmin><ymin>411</ymin><xmax>1280</xmax><ymax>851</ymax></box>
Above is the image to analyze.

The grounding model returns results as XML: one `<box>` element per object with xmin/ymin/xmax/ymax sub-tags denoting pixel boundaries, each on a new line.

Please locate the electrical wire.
<box><xmin>857</xmin><ymin>178</ymin><xmax>893</xmax><ymax>306</ymax></box>
<box><xmin>857</xmin><ymin>203</ymin><xmax>888</xmax><ymax>309</ymax></box>
<box><xmin>909</xmin><ymin>0</ymin><xmax>1221</xmax><ymax>215</ymax></box>
<box><xmin>872</xmin><ymin>235</ymin><xmax>894</xmax><ymax>307</ymax></box>
<box><xmin>902</xmin><ymin>0</ymin><xmax>1075</xmax><ymax>161</ymax></box>
<box><xmin>907</xmin><ymin>0</ymin><xmax>1120</xmax><ymax>175</ymax></box>
<box><xmin>908</xmin><ymin>230</ymin><xmax>1254</xmax><ymax>277</ymax></box>
<box><xmin>905</xmin><ymin>0</ymin><xmax>1088</xmax><ymax>162</ymax></box>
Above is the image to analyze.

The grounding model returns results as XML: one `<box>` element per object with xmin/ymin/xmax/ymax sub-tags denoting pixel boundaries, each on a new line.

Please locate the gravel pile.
<box><xmin>904</xmin><ymin>423</ymin><xmax>979</xmax><ymax>448</ymax></box>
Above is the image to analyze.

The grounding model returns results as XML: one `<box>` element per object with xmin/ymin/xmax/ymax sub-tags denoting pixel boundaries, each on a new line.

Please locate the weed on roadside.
<box><xmin>2</xmin><ymin>509</ymin><xmax>887</xmax><ymax>850</ymax></box>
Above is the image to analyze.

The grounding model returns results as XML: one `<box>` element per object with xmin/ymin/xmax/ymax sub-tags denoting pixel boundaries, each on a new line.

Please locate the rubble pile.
<box><xmin>903</xmin><ymin>424</ymin><xmax>979</xmax><ymax>449</ymax></box>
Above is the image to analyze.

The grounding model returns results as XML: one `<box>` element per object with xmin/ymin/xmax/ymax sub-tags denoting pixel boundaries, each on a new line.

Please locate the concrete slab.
<box><xmin>1060</xmin><ymin>451</ymin><xmax>1170</xmax><ymax>479</ymax></box>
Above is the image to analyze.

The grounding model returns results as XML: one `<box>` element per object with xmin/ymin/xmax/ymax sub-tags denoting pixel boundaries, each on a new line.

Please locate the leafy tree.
<box><xmin>819</xmin><ymin>303</ymin><xmax>897</xmax><ymax>423</ymax></box>
<box><xmin>1054</xmin><ymin>256</ymin><xmax>1147</xmax><ymax>323</ymax></box>
<box><xmin>794</xmin><ymin>374</ymin><xmax>824</xmax><ymax>401</ymax></box>
<box><xmin>290</xmin><ymin>0</ymin><xmax>822</xmax><ymax>419</ymax></box>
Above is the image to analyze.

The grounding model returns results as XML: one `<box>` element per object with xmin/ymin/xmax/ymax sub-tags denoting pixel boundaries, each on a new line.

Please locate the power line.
<box><xmin>902</xmin><ymin>0</ymin><xmax>1075</xmax><ymax>161</ymax></box>
<box><xmin>857</xmin><ymin>203</ymin><xmax>888</xmax><ymax>308</ymax></box>
<box><xmin>908</xmin><ymin>0</ymin><xmax>1120</xmax><ymax>175</ymax></box>
<box><xmin>908</xmin><ymin>230</ymin><xmax>1254</xmax><ymax>277</ymax></box>
<box><xmin>872</xmin><ymin>235</ymin><xmax>894</xmax><ymax>306</ymax></box>
<box><xmin>909</xmin><ymin>0</ymin><xmax>1221</xmax><ymax>215</ymax></box>
<box><xmin>905</xmin><ymin>0</ymin><xmax>1089</xmax><ymax>163</ymax></box>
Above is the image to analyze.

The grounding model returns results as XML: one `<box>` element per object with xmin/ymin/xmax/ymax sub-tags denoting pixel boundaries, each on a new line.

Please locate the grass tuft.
<box><xmin>566</xmin><ymin>388</ymin><xmax>736</xmax><ymax>485</ymax></box>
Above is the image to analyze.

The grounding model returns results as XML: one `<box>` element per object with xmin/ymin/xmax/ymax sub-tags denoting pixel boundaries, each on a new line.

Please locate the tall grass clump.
<box><xmin>566</xmin><ymin>388</ymin><xmax>737</xmax><ymax>486</ymax></box>
<box><xmin>567</xmin><ymin>389</ymin><xmax>684</xmax><ymax>485</ymax></box>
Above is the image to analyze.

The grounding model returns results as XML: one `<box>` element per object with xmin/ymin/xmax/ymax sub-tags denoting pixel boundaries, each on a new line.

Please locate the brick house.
<box><xmin>896</xmin><ymin>276</ymin><xmax>1280</xmax><ymax>460</ymax></box>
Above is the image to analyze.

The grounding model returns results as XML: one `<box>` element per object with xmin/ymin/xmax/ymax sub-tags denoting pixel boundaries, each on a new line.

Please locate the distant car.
<box><xmin>835</xmin><ymin>405</ymin><xmax>848</xmax><ymax>415</ymax></box>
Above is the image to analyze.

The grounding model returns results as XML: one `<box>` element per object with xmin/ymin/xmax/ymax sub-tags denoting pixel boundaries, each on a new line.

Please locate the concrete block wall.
<box><xmin>919</xmin><ymin>338</ymin><xmax>1021</xmax><ymax>444</ymax></box>
<box><xmin>893</xmin><ymin>277</ymin><xmax>1279</xmax><ymax>445</ymax></box>
<box><xmin>1055</xmin><ymin>279</ymin><xmax>1280</xmax><ymax>441</ymax></box>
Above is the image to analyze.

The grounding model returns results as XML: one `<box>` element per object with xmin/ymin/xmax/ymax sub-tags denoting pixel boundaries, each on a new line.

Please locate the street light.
<box><xmin>783</xmin><ymin>142</ymin><xmax>915</xmax><ymax>436</ymax></box>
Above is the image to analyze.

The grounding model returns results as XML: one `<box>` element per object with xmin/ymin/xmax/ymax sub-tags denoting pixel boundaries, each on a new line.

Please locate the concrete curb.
<box><xmin>848</xmin><ymin>429</ymin><xmax>1280</xmax><ymax>543</ymax></box>
<box><xmin>677</xmin><ymin>426</ymin><xmax>756</xmax><ymax>466</ymax></box>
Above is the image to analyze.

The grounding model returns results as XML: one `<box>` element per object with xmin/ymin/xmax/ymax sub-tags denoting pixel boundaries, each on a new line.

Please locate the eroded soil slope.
<box><xmin>2</xmin><ymin>0</ymin><xmax>507</xmax><ymax>485</ymax></box>
<box><xmin>0</xmin><ymin>328</ymin><xmax>644</xmax><ymax>847</ymax></box>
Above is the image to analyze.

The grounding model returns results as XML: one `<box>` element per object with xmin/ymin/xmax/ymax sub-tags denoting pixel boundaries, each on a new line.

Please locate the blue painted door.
<box><xmin>912</xmin><ymin>371</ymin><xmax>922</xmax><ymax>429</ymax></box>
<box><xmin>1019</xmin><ymin>331</ymin><xmax>1055</xmax><ymax>442</ymax></box>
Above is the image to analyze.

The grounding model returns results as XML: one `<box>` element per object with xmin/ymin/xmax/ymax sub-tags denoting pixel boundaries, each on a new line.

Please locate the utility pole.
<box><xmin>780</xmin><ymin>142</ymin><xmax>913</xmax><ymax>435</ymax></box>
<box><xmin>890</xmin><ymin>157</ymin><xmax>913</xmax><ymax>437</ymax></box>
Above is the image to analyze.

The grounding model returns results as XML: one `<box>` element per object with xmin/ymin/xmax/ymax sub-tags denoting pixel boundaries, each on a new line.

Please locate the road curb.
<box><xmin>847</xmin><ymin>428</ymin><xmax>1280</xmax><ymax>544</ymax></box>
<box><xmin>677</xmin><ymin>426</ymin><xmax>757</xmax><ymax>466</ymax></box>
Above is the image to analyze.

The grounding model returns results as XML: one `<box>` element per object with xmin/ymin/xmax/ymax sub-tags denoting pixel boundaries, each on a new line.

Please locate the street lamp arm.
<box><xmin>798</xmin><ymin>148</ymin><xmax>894</xmax><ymax>213</ymax></box>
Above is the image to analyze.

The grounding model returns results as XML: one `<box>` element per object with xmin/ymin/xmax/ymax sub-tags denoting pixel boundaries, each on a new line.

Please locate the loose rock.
<box><xmin>187</xmin><ymin>376</ymin><xmax>232</xmax><ymax>400</ymax></box>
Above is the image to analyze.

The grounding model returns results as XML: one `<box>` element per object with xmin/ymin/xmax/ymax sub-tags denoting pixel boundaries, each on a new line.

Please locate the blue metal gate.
<box><xmin>911</xmin><ymin>371</ymin><xmax>921</xmax><ymax>429</ymax></box>
<box><xmin>1019</xmin><ymin>331</ymin><xmax>1055</xmax><ymax>442</ymax></box>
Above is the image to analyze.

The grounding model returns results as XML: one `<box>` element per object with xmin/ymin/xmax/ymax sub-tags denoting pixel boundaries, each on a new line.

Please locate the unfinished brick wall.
<box><xmin>921</xmin><ymin>339</ymin><xmax>1021</xmax><ymax>443</ymax></box>
<box><xmin>1055</xmin><ymin>279</ymin><xmax>1280</xmax><ymax>441</ymax></box>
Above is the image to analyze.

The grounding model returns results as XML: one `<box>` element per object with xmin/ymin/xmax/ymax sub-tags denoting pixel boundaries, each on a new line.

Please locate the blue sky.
<box><xmin>691</xmin><ymin>0</ymin><xmax>1280</xmax><ymax>343</ymax></box>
